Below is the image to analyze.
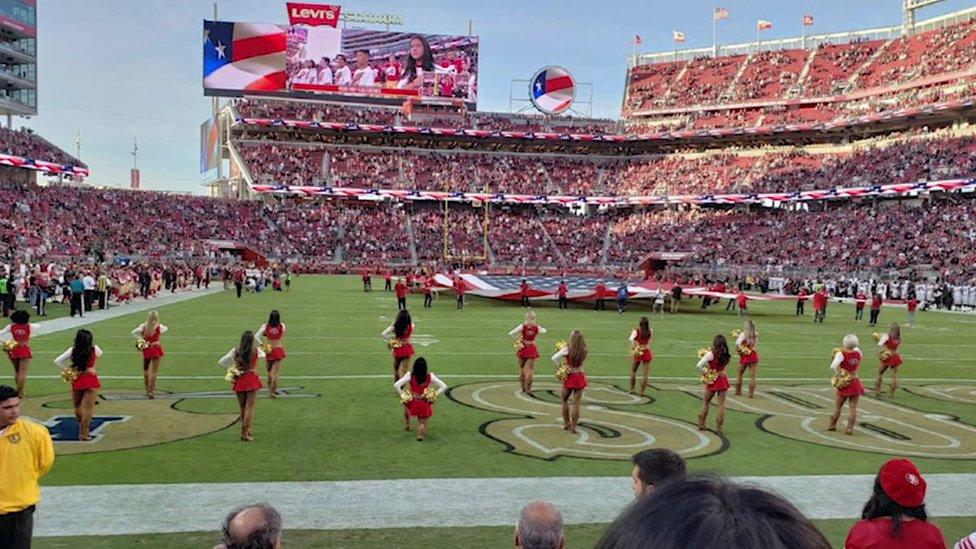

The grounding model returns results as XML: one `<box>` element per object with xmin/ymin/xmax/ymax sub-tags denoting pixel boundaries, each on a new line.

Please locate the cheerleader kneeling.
<box><xmin>394</xmin><ymin>357</ymin><xmax>447</xmax><ymax>441</ymax></box>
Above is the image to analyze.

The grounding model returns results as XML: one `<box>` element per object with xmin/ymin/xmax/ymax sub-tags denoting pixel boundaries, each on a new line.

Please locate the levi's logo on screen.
<box><xmin>287</xmin><ymin>3</ymin><xmax>341</xmax><ymax>27</ymax></box>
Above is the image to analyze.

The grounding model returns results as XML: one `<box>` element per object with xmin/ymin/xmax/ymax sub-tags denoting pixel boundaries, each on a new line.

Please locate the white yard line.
<box><xmin>26</xmin><ymin>288</ymin><xmax>223</xmax><ymax>337</ymax></box>
<box><xmin>34</xmin><ymin>474</ymin><xmax>976</xmax><ymax>537</ymax></box>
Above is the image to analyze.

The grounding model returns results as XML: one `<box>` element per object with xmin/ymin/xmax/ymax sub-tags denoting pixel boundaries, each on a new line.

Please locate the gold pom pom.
<box><xmin>700</xmin><ymin>368</ymin><xmax>720</xmax><ymax>385</ymax></box>
<box><xmin>730</xmin><ymin>329</ymin><xmax>742</xmax><ymax>338</ymax></box>
<box><xmin>555</xmin><ymin>340</ymin><xmax>567</xmax><ymax>352</ymax></box>
<box><xmin>514</xmin><ymin>334</ymin><xmax>525</xmax><ymax>351</ymax></box>
<box><xmin>831</xmin><ymin>369</ymin><xmax>853</xmax><ymax>389</ymax></box>
<box><xmin>399</xmin><ymin>391</ymin><xmax>413</xmax><ymax>404</ymax></box>
<box><xmin>224</xmin><ymin>366</ymin><xmax>242</xmax><ymax>382</ymax></box>
<box><xmin>387</xmin><ymin>337</ymin><xmax>404</xmax><ymax>351</ymax></box>
<box><xmin>630</xmin><ymin>344</ymin><xmax>644</xmax><ymax>358</ymax></box>
<box><xmin>736</xmin><ymin>344</ymin><xmax>754</xmax><ymax>357</ymax></box>
<box><xmin>60</xmin><ymin>367</ymin><xmax>80</xmax><ymax>384</ymax></box>
<box><xmin>831</xmin><ymin>347</ymin><xmax>842</xmax><ymax>358</ymax></box>
<box><xmin>555</xmin><ymin>363</ymin><xmax>570</xmax><ymax>381</ymax></box>
<box><xmin>2</xmin><ymin>340</ymin><xmax>18</xmax><ymax>354</ymax></box>
<box><xmin>697</xmin><ymin>348</ymin><xmax>710</xmax><ymax>359</ymax></box>
<box><xmin>135</xmin><ymin>338</ymin><xmax>149</xmax><ymax>351</ymax></box>
<box><xmin>879</xmin><ymin>349</ymin><xmax>894</xmax><ymax>362</ymax></box>
<box><xmin>259</xmin><ymin>342</ymin><xmax>273</xmax><ymax>355</ymax></box>
<box><xmin>872</xmin><ymin>332</ymin><xmax>881</xmax><ymax>342</ymax></box>
<box><xmin>422</xmin><ymin>387</ymin><xmax>438</xmax><ymax>403</ymax></box>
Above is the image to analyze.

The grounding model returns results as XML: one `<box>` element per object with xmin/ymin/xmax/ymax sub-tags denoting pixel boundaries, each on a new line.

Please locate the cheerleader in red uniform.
<box><xmin>829</xmin><ymin>334</ymin><xmax>864</xmax><ymax>435</ymax></box>
<box><xmin>53</xmin><ymin>329</ymin><xmax>102</xmax><ymax>441</ymax></box>
<box><xmin>552</xmin><ymin>330</ymin><xmax>588</xmax><ymax>434</ymax></box>
<box><xmin>508</xmin><ymin>309</ymin><xmax>547</xmax><ymax>395</ymax></box>
<box><xmin>0</xmin><ymin>310</ymin><xmax>41</xmax><ymax>397</ymax></box>
<box><xmin>255</xmin><ymin>310</ymin><xmax>286</xmax><ymax>398</ymax></box>
<box><xmin>218</xmin><ymin>331</ymin><xmax>266</xmax><ymax>441</ymax></box>
<box><xmin>628</xmin><ymin>317</ymin><xmax>653</xmax><ymax>396</ymax></box>
<box><xmin>695</xmin><ymin>335</ymin><xmax>731</xmax><ymax>434</ymax></box>
<box><xmin>394</xmin><ymin>357</ymin><xmax>447</xmax><ymax>441</ymax></box>
<box><xmin>734</xmin><ymin>319</ymin><xmax>760</xmax><ymax>398</ymax></box>
<box><xmin>381</xmin><ymin>309</ymin><xmax>414</xmax><ymax>382</ymax></box>
<box><xmin>874</xmin><ymin>323</ymin><xmax>903</xmax><ymax>398</ymax></box>
<box><xmin>130</xmin><ymin>310</ymin><xmax>167</xmax><ymax>399</ymax></box>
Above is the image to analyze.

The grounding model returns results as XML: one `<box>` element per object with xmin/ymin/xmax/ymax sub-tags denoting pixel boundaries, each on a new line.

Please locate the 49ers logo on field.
<box><xmin>21</xmin><ymin>388</ymin><xmax>319</xmax><ymax>455</ymax></box>
<box><xmin>287</xmin><ymin>3</ymin><xmax>341</xmax><ymax>27</ymax></box>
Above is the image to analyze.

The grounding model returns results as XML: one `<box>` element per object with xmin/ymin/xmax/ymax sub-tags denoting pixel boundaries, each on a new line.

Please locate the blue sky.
<box><xmin>21</xmin><ymin>0</ymin><xmax>976</xmax><ymax>193</ymax></box>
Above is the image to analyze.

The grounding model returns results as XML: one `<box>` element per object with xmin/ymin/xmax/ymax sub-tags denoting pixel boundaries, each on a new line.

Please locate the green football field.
<box><xmin>4</xmin><ymin>275</ymin><xmax>975</xmax><ymax>546</ymax></box>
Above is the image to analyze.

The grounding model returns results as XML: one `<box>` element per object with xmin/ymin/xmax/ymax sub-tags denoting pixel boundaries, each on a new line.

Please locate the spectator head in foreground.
<box><xmin>597</xmin><ymin>476</ymin><xmax>831</xmax><ymax>549</ymax></box>
<box><xmin>631</xmin><ymin>448</ymin><xmax>686</xmax><ymax>499</ymax></box>
<box><xmin>515</xmin><ymin>500</ymin><xmax>565</xmax><ymax>549</ymax></box>
<box><xmin>845</xmin><ymin>458</ymin><xmax>945</xmax><ymax>549</ymax></box>
<box><xmin>217</xmin><ymin>503</ymin><xmax>282</xmax><ymax>549</ymax></box>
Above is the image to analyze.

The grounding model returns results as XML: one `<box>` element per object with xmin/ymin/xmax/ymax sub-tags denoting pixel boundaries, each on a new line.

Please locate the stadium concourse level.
<box><xmin>623</xmin><ymin>17</ymin><xmax>976</xmax><ymax>131</ymax></box>
<box><xmin>0</xmin><ymin>126</ymin><xmax>87</xmax><ymax>168</ymax></box>
<box><xmin>236</xmin><ymin>131</ymin><xmax>976</xmax><ymax>196</ymax></box>
<box><xmin>235</xmin><ymin>99</ymin><xmax>619</xmax><ymax>134</ymax></box>
<box><xmin>2</xmin><ymin>179</ymin><xmax>975</xmax><ymax>283</ymax></box>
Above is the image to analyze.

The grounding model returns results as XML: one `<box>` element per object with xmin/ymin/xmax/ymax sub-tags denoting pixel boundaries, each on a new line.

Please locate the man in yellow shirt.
<box><xmin>0</xmin><ymin>385</ymin><xmax>54</xmax><ymax>548</ymax></box>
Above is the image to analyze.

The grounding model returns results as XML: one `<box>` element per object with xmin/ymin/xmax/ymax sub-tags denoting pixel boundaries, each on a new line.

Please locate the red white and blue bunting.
<box><xmin>0</xmin><ymin>153</ymin><xmax>90</xmax><ymax>178</ymax></box>
<box><xmin>251</xmin><ymin>178</ymin><xmax>976</xmax><ymax>206</ymax></box>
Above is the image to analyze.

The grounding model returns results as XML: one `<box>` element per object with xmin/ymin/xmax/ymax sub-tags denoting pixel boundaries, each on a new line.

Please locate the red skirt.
<box><xmin>739</xmin><ymin>351</ymin><xmax>759</xmax><ymax>366</ymax></box>
<box><xmin>406</xmin><ymin>399</ymin><xmax>433</xmax><ymax>418</ymax></box>
<box><xmin>393</xmin><ymin>343</ymin><xmax>415</xmax><ymax>360</ymax></box>
<box><xmin>564</xmin><ymin>372</ymin><xmax>588</xmax><ymax>390</ymax></box>
<box><xmin>72</xmin><ymin>372</ymin><xmax>101</xmax><ymax>392</ymax></box>
<box><xmin>517</xmin><ymin>344</ymin><xmax>540</xmax><ymax>360</ymax></box>
<box><xmin>634</xmin><ymin>349</ymin><xmax>652</xmax><ymax>363</ymax></box>
<box><xmin>266</xmin><ymin>347</ymin><xmax>286</xmax><ymax>362</ymax></box>
<box><xmin>838</xmin><ymin>378</ymin><xmax>866</xmax><ymax>398</ymax></box>
<box><xmin>233</xmin><ymin>371</ymin><xmax>262</xmax><ymax>393</ymax></box>
<box><xmin>882</xmin><ymin>354</ymin><xmax>902</xmax><ymax>368</ymax></box>
<box><xmin>142</xmin><ymin>345</ymin><xmax>165</xmax><ymax>360</ymax></box>
<box><xmin>706</xmin><ymin>374</ymin><xmax>730</xmax><ymax>393</ymax></box>
<box><xmin>9</xmin><ymin>344</ymin><xmax>32</xmax><ymax>360</ymax></box>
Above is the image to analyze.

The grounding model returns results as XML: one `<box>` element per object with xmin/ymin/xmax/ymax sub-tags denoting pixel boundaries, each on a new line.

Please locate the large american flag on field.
<box><xmin>203</xmin><ymin>21</ymin><xmax>287</xmax><ymax>91</ymax></box>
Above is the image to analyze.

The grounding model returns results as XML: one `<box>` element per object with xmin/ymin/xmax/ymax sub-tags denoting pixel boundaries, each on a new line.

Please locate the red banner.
<box><xmin>286</xmin><ymin>3</ymin><xmax>341</xmax><ymax>27</ymax></box>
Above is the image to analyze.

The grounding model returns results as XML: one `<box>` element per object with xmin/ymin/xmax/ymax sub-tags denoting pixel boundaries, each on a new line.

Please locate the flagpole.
<box><xmin>801</xmin><ymin>17</ymin><xmax>806</xmax><ymax>49</ymax></box>
<box><xmin>712</xmin><ymin>6</ymin><xmax>717</xmax><ymax>56</ymax></box>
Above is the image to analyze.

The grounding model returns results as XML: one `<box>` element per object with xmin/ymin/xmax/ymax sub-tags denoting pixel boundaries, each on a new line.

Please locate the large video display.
<box><xmin>204</xmin><ymin>20</ymin><xmax>478</xmax><ymax>104</ymax></box>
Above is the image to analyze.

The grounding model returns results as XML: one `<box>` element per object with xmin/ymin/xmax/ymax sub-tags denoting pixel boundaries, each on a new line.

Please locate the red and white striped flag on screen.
<box><xmin>803</xmin><ymin>14</ymin><xmax>814</xmax><ymax>26</ymax></box>
<box><xmin>714</xmin><ymin>7</ymin><xmax>729</xmax><ymax>20</ymax></box>
<box><xmin>673</xmin><ymin>30</ymin><xmax>686</xmax><ymax>43</ymax></box>
<box><xmin>203</xmin><ymin>21</ymin><xmax>287</xmax><ymax>91</ymax></box>
<box><xmin>757</xmin><ymin>20</ymin><xmax>773</xmax><ymax>31</ymax></box>
<box><xmin>634</xmin><ymin>34</ymin><xmax>643</xmax><ymax>45</ymax></box>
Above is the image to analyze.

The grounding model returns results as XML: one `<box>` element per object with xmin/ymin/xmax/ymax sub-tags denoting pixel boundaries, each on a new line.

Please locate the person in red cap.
<box><xmin>845</xmin><ymin>458</ymin><xmax>945</xmax><ymax>549</ymax></box>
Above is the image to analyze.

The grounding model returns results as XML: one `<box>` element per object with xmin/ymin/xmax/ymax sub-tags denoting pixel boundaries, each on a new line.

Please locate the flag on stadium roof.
<box><xmin>714</xmin><ymin>7</ymin><xmax>730</xmax><ymax>20</ymax></box>
<box><xmin>757</xmin><ymin>20</ymin><xmax>773</xmax><ymax>31</ymax></box>
<box><xmin>673</xmin><ymin>30</ymin><xmax>686</xmax><ymax>43</ymax></box>
<box><xmin>803</xmin><ymin>14</ymin><xmax>815</xmax><ymax>26</ymax></box>
<box><xmin>634</xmin><ymin>34</ymin><xmax>643</xmax><ymax>45</ymax></box>
<box><xmin>203</xmin><ymin>21</ymin><xmax>286</xmax><ymax>91</ymax></box>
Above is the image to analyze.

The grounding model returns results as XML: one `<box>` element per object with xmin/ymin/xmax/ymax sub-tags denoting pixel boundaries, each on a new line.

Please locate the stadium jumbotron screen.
<box><xmin>203</xmin><ymin>20</ymin><xmax>478</xmax><ymax>105</ymax></box>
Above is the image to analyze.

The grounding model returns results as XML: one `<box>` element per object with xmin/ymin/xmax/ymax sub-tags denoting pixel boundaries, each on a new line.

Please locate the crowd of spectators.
<box><xmin>606</xmin><ymin>197</ymin><xmax>976</xmax><ymax>282</ymax></box>
<box><xmin>341</xmin><ymin>203</ymin><xmax>412</xmax><ymax>263</ymax></box>
<box><xmin>0</xmin><ymin>126</ymin><xmax>86</xmax><ymax>167</ymax></box>
<box><xmin>624</xmin><ymin>17</ymin><xmax>976</xmax><ymax>132</ymax></box>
